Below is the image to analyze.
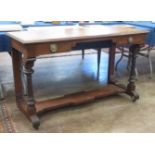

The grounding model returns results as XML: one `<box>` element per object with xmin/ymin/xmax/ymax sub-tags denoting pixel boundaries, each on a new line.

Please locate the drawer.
<box><xmin>113</xmin><ymin>34</ymin><xmax>146</xmax><ymax>45</ymax></box>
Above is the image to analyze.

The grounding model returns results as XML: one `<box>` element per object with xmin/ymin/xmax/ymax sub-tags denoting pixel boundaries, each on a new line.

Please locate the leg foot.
<box><xmin>30</xmin><ymin>115</ymin><xmax>40</xmax><ymax>129</ymax></box>
<box><xmin>126</xmin><ymin>91</ymin><xmax>139</xmax><ymax>102</ymax></box>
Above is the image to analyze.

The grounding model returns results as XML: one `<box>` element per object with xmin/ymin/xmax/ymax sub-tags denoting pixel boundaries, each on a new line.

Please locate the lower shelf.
<box><xmin>36</xmin><ymin>84</ymin><xmax>125</xmax><ymax>114</ymax></box>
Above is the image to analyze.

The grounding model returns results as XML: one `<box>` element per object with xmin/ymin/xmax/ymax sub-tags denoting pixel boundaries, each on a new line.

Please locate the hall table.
<box><xmin>7</xmin><ymin>25</ymin><xmax>148</xmax><ymax>129</ymax></box>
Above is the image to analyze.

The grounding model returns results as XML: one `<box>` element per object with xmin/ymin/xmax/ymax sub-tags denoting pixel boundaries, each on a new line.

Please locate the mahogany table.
<box><xmin>7</xmin><ymin>25</ymin><xmax>148</xmax><ymax>129</ymax></box>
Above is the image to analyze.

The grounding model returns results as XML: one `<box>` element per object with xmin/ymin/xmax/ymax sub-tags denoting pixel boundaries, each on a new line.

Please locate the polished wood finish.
<box><xmin>7</xmin><ymin>25</ymin><xmax>147</xmax><ymax>44</ymax></box>
<box><xmin>8</xmin><ymin>25</ymin><xmax>148</xmax><ymax>129</ymax></box>
<box><xmin>36</xmin><ymin>84</ymin><xmax>125</xmax><ymax>115</ymax></box>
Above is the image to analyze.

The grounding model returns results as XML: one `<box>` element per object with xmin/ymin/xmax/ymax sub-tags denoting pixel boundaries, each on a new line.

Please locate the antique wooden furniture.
<box><xmin>7</xmin><ymin>25</ymin><xmax>148</xmax><ymax>129</ymax></box>
<box><xmin>0</xmin><ymin>24</ymin><xmax>22</xmax><ymax>100</ymax></box>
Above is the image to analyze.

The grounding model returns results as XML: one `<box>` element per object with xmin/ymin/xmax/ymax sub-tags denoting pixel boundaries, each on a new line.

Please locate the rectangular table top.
<box><xmin>0</xmin><ymin>24</ymin><xmax>22</xmax><ymax>32</ymax></box>
<box><xmin>7</xmin><ymin>25</ymin><xmax>149</xmax><ymax>44</ymax></box>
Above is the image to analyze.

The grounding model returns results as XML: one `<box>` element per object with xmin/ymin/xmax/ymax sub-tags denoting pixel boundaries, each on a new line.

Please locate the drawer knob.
<box><xmin>128</xmin><ymin>37</ymin><xmax>133</xmax><ymax>44</ymax></box>
<box><xmin>50</xmin><ymin>44</ymin><xmax>57</xmax><ymax>53</ymax></box>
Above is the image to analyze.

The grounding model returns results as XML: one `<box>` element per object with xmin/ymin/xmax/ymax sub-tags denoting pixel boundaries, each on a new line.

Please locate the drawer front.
<box><xmin>28</xmin><ymin>41</ymin><xmax>76</xmax><ymax>57</ymax></box>
<box><xmin>23</xmin><ymin>34</ymin><xmax>147</xmax><ymax>58</ymax></box>
<box><xmin>113</xmin><ymin>34</ymin><xmax>146</xmax><ymax>45</ymax></box>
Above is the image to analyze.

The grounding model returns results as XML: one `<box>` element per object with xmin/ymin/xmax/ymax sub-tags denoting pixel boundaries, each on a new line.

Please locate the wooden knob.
<box><xmin>50</xmin><ymin>44</ymin><xmax>57</xmax><ymax>53</ymax></box>
<box><xmin>128</xmin><ymin>37</ymin><xmax>133</xmax><ymax>44</ymax></box>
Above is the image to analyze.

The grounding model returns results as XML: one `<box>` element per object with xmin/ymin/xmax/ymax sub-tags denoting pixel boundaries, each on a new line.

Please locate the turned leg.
<box><xmin>126</xmin><ymin>45</ymin><xmax>140</xmax><ymax>102</ymax></box>
<box><xmin>23</xmin><ymin>59</ymin><xmax>40</xmax><ymax>129</ymax></box>
<box><xmin>127</xmin><ymin>50</ymin><xmax>138</xmax><ymax>80</ymax></box>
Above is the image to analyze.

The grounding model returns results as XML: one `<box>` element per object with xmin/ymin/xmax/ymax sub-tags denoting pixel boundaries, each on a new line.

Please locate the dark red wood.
<box><xmin>9</xmin><ymin>26</ymin><xmax>148</xmax><ymax>129</ymax></box>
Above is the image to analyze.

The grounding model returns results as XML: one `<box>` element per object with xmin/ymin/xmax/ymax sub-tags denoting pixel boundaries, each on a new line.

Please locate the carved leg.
<box><xmin>126</xmin><ymin>45</ymin><xmax>140</xmax><ymax>102</ymax></box>
<box><xmin>128</xmin><ymin>51</ymin><xmax>138</xmax><ymax>80</ymax></box>
<box><xmin>24</xmin><ymin>59</ymin><xmax>40</xmax><ymax>129</ymax></box>
<box><xmin>12</xmin><ymin>49</ymin><xmax>40</xmax><ymax>129</ymax></box>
